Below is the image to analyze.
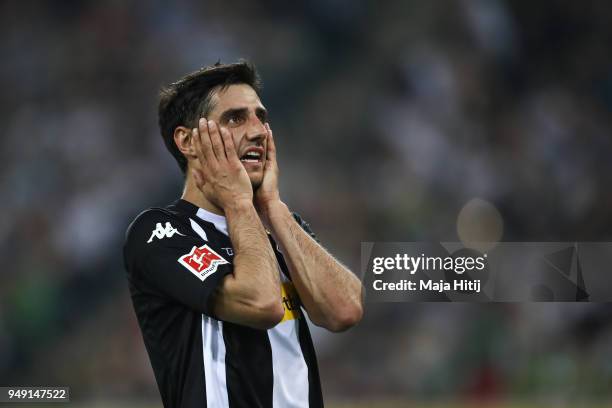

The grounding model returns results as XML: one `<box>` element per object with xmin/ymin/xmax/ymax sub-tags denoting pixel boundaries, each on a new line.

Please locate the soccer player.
<box><xmin>123</xmin><ymin>61</ymin><xmax>363</xmax><ymax>408</ymax></box>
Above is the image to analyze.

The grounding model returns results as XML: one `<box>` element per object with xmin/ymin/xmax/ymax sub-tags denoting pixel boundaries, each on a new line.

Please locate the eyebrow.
<box><xmin>219</xmin><ymin>107</ymin><xmax>268</xmax><ymax>124</ymax></box>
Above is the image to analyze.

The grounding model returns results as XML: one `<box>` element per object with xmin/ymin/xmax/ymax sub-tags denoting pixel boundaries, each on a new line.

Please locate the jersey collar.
<box><xmin>175</xmin><ymin>199</ymin><xmax>228</xmax><ymax>236</ymax></box>
<box><xmin>196</xmin><ymin>207</ymin><xmax>228</xmax><ymax>236</ymax></box>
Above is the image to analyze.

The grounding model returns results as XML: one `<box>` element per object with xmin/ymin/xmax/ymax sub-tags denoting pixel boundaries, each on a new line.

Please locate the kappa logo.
<box><xmin>178</xmin><ymin>244</ymin><xmax>229</xmax><ymax>281</ymax></box>
<box><xmin>147</xmin><ymin>222</ymin><xmax>185</xmax><ymax>243</ymax></box>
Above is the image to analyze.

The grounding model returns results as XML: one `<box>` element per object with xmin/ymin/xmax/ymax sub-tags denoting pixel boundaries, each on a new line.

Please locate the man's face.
<box><xmin>206</xmin><ymin>84</ymin><xmax>268</xmax><ymax>189</ymax></box>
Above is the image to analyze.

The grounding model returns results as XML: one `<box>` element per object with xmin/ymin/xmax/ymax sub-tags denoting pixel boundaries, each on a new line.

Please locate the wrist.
<box><xmin>224</xmin><ymin>199</ymin><xmax>256</xmax><ymax>215</ymax></box>
<box><xmin>260</xmin><ymin>200</ymin><xmax>291</xmax><ymax>226</ymax></box>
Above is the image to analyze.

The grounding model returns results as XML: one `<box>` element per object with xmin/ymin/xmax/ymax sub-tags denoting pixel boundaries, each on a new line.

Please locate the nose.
<box><xmin>245</xmin><ymin>115</ymin><xmax>267</xmax><ymax>143</ymax></box>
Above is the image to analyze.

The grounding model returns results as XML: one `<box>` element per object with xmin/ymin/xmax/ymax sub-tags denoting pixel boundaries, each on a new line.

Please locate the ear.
<box><xmin>174</xmin><ymin>126</ymin><xmax>195</xmax><ymax>158</ymax></box>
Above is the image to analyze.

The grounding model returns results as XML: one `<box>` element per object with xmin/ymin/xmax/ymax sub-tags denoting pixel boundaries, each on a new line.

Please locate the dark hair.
<box><xmin>158</xmin><ymin>60</ymin><xmax>262</xmax><ymax>173</ymax></box>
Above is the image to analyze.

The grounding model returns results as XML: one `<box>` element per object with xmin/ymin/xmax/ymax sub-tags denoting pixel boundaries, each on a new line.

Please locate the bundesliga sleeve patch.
<box><xmin>178</xmin><ymin>244</ymin><xmax>230</xmax><ymax>282</ymax></box>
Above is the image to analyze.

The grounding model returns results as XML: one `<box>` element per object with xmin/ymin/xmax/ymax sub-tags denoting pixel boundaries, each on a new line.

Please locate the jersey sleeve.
<box><xmin>292</xmin><ymin>212</ymin><xmax>319</xmax><ymax>243</ymax></box>
<box><xmin>123</xmin><ymin>209</ymin><xmax>232</xmax><ymax>316</ymax></box>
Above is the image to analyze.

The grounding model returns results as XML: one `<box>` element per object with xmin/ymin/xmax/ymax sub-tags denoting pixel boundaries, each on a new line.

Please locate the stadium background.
<box><xmin>2</xmin><ymin>0</ymin><xmax>612</xmax><ymax>406</ymax></box>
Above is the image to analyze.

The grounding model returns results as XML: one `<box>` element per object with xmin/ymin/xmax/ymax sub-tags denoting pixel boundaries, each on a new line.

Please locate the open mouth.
<box><xmin>239</xmin><ymin>148</ymin><xmax>263</xmax><ymax>163</ymax></box>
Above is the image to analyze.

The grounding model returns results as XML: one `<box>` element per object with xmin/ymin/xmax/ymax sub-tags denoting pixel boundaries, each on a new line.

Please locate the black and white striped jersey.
<box><xmin>123</xmin><ymin>199</ymin><xmax>323</xmax><ymax>408</ymax></box>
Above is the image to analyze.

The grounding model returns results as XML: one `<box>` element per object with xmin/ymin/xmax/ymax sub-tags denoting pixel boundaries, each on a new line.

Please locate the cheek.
<box><xmin>231</xmin><ymin>130</ymin><xmax>244</xmax><ymax>149</ymax></box>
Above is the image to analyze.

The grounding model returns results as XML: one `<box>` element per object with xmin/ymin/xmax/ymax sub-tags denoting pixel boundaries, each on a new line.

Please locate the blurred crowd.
<box><xmin>1</xmin><ymin>0</ymin><xmax>612</xmax><ymax>404</ymax></box>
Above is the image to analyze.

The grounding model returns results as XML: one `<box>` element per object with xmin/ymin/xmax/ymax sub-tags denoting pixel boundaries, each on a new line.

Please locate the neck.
<box><xmin>181</xmin><ymin>171</ymin><xmax>225</xmax><ymax>216</ymax></box>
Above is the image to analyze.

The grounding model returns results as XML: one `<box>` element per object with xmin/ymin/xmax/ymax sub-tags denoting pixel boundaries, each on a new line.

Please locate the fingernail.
<box><xmin>208</xmin><ymin>120</ymin><xmax>215</xmax><ymax>128</ymax></box>
<box><xmin>199</xmin><ymin>118</ymin><xmax>206</xmax><ymax>126</ymax></box>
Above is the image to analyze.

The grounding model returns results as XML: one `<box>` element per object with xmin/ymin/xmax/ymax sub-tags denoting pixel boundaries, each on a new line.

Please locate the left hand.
<box><xmin>254</xmin><ymin>124</ymin><xmax>283</xmax><ymax>224</ymax></box>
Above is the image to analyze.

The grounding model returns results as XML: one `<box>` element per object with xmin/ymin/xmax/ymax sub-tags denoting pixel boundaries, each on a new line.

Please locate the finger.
<box><xmin>220</xmin><ymin>126</ymin><xmax>239</xmax><ymax>163</ymax></box>
<box><xmin>207</xmin><ymin>120</ymin><xmax>227</xmax><ymax>162</ymax></box>
<box><xmin>192</xmin><ymin>127</ymin><xmax>205</xmax><ymax>166</ymax></box>
<box><xmin>265</xmin><ymin>123</ymin><xmax>277</xmax><ymax>165</ymax></box>
<box><xmin>197</xmin><ymin>118</ymin><xmax>217</xmax><ymax>167</ymax></box>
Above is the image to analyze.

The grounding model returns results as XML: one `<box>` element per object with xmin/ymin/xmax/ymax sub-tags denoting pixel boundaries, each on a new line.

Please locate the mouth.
<box><xmin>239</xmin><ymin>146</ymin><xmax>264</xmax><ymax>164</ymax></box>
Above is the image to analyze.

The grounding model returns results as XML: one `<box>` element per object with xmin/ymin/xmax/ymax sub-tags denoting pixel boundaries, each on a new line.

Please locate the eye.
<box><xmin>227</xmin><ymin>113</ymin><xmax>245</xmax><ymax>126</ymax></box>
<box><xmin>255</xmin><ymin>108</ymin><xmax>268</xmax><ymax>123</ymax></box>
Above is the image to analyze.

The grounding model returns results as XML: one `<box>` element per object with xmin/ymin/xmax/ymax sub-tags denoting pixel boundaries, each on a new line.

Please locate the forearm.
<box><xmin>264</xmin><ymin>202</ymin><xmax>363</xmax><ymax>331</ymax></box>
<box><xmin>214</xmin><ymin>200</ymin><xmax>283</xmax><ymax>328</ymax></box>
<box><xmin>226</xmin><ymin>200</ymin><xmax>281</xmax><ymax>300</ymax></box>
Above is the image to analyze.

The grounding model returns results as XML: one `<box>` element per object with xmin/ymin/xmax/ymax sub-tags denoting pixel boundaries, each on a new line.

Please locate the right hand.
<box><xmin>192</xmin><ymin>118</ymin><xmax>253</xmax><ymax>209</ymax></box>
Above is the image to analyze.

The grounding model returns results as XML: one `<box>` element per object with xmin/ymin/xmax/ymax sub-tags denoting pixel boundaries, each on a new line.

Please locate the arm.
<box><xmin>256</xmin><ymin>125</ymin><xmax>363</xmax><ymax>332</ymax></box>
<box><xmin>264</xmin><ymin>202</ymin><xmax>363</xmax><ymax>332</ymax></box>
<box><xmin>213</xmin><ymin>200</ymin><xmax>283</xmax><ymax>329</ymax></box>
<box><xmin>191</xmin><ymin>119</ymin><xmax>283</xmax><ymax>330</ymax></box>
